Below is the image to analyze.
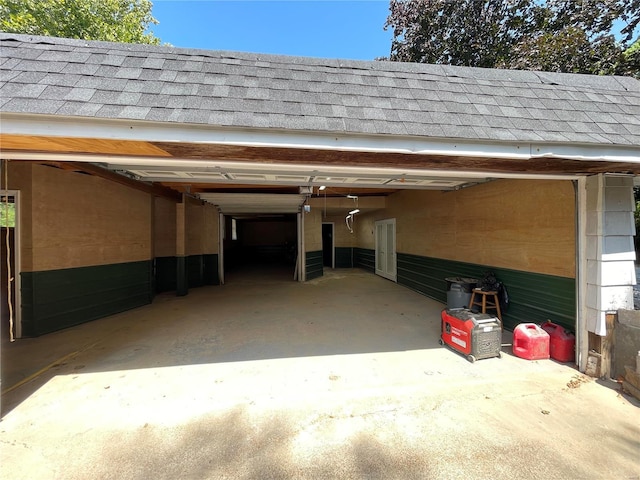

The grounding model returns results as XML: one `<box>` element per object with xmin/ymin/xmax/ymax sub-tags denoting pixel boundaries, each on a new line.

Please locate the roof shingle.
<box><xmin>1</xmin><ymin>33</ymin><xmax>639</xmax><ymax>147</ymax></box>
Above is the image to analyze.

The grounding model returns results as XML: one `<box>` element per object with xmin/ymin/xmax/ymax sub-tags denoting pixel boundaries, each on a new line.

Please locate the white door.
<box><xmin>375</xmin><ymin>218</ymin><xmax>396</xmax><ymax>282</ymax></box>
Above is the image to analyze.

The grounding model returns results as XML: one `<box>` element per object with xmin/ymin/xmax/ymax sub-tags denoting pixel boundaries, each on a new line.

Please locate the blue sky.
<box><xmin>151</xmin><ymin>1</ymin><xmax>393</xmax><ymax>60</ymax></box>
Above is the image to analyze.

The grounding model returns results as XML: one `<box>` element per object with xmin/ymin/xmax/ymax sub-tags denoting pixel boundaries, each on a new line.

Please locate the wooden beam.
<box><xmin>38</xmin><ymin>161</ymin><xmax>182</xmax><ymax>201</ymax></box>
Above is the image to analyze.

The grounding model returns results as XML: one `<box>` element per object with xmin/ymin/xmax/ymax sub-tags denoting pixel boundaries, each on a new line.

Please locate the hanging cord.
<box><xmin>3</xmin><ymin>159</ymin><xmax>14</xmax><ymax>342</ymax></box>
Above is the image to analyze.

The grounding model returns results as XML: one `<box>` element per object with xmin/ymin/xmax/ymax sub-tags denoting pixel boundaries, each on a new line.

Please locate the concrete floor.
<box><xmin>1</xmin><ymin>267</ymin><xmax>639</xmax><ymax>479</ymax></box>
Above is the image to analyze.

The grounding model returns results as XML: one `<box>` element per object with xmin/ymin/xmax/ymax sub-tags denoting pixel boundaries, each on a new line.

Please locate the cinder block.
<box><xmin>612</xmin><ymin>310</ymin><xmax>640</xmax><ymax>379</ymax></box>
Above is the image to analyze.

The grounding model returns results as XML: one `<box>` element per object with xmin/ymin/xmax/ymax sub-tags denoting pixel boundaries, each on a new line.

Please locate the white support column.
<box><xmin>584</xmin><ymin>174</ymin><xmax>636</xmax><ymax>336</ymax></box>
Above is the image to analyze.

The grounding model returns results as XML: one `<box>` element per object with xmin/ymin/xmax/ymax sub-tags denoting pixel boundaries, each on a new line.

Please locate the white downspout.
<box><xmin>297</xmin><ymin>211</ymin><xmax>305</xmax><ymax>282</ymax></box>
<box><xmin>575</xmin><ymin>177</ymin><xmax>588</xmax><ymax>372</ymax></box>
<box><xmin>218</xmin><ymin>212</ymin><xmax>225</xmax><ymax>285</ymax></box>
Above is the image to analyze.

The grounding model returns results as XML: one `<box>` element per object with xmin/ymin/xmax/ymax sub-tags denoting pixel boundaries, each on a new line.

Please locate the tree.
<box><xmin>385</xmin><ymin>0</ymin><xmax>532</xmax><ymax>67</ymax></box>
<box><xmin>385</xmin><ymin>0</ymin><xmax>639</xmax><ymax>76</ymax></box>
<box><xmin>0</xmin><ymin>0</ymin><xmax>160</xmax><ymax>44</ymax></box>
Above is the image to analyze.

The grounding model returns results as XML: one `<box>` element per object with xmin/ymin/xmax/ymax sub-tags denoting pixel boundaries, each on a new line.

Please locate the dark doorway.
<box><xmin>223</xmin><ymin>214</ymin><xmax>297</xmax><ymax>282</ymax></box>
<box><xmin>322</xmin><ymin>223</ymin><xmax>334</xmax><ymax>268</ymax></box>
<box><xmin>1</xmin><ymin>194</ymin><xmax>16</xmax><ymax>342</ymax></box>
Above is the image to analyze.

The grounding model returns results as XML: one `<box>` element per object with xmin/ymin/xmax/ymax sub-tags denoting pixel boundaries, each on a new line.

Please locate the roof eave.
<box><xmin>1</xmin><ymin>112</ymin><xmax>639</xmax><ymax>164</ymax></box>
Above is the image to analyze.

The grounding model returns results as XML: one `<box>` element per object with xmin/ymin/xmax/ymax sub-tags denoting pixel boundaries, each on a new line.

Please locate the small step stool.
<box><xmin>469</xmin><ymin>288</ymin><xmax>502</xmax><ymax>321</ymax></box>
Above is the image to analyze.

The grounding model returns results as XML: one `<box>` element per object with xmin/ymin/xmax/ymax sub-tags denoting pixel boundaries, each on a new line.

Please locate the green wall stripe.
<box><xmin>155</xmin><ymin>256</ymin><xmax>177</xmax><ymax>293</ymax></box>
<box><xmin>156</xmin><ymin>254</ymin><xmax>219</xmax><ymax>294</ymax></box>
<box><xmin>176</xmin><ymin>256</ymin><xmax>188</xmax><ymax>296</ymax></box>
<box><xmin>203</xmin><ymin>254</ymin><xmax>219</xmax><ymax>286</ymax></box>
<box><xmin>306</xmin><ymin>250</ymin><xmax>323</xmax><ymax>281</ymax></box>
<box><xmin>354</xmin><ymin>248</ymin><xmax>375</xmax><ymax>272</ymax></box>
<box><xmin>187</xmin><ymin>255</ymin><xmax>204</xmax><ymax>288</ymax></box>
<box><xmin>335</xmin><ymin>247</ymin><xmax>354</xmax><ymax>268</ymax></box>
<box><xmin>21</xmin><ymin>260</ymin><xmax>152</xmax><ymax>337</ymax></box>
<box><xmin>397</xmin><ymin>253</ymin><xmax>576</xmax><ymax>332</ymax></box>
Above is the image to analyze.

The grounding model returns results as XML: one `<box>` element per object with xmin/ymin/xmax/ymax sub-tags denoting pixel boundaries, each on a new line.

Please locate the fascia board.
<box><xmin>2</xmin><ymin>112</ymin><xmax>639</xmax><ymax>163</ymax></box>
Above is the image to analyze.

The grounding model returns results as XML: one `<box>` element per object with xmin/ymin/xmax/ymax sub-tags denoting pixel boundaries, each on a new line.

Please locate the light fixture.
<box><xmin>349</xmin><ymin>209</ymin><xmax>360</xmax><ymax>215</ymax></box>
<box><xmin>346</xmin><ymin>194</ymin><xmax>358</xmax><ymax>199</ymax></box>
<box><xmin>319</xmin><ymin>185</ymin><xmax>326</xmax><ymax>191</ymax></box>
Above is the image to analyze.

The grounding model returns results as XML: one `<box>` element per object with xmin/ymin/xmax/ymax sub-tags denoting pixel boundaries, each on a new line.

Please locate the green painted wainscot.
<box><xmin>21</xmin><ymin>260</ymin><xmax>153</xmax><ymax>337</ymax></box>
<box><xmin>305</xmin><ymin>251</ymin><xmax>323</xmax><ymax>280</ymax></box>
<box><xmin>397</xmin><ymin>253</ymin><xmax>576</xmax><ymax>332</ymax></box>
<box><xmin>176</xmin><ymin>254</ymin><xmax>219</xmax><ymax>296</ymax></box>
<box><xmin>354</xmin><ymin>248</ymin><xmax>375</xmax><ymax>273</ymax></box>
<box><xmin>335</xmin><ymin>247</ymin><xmax>354</xmax><ymax>268</ymax></box>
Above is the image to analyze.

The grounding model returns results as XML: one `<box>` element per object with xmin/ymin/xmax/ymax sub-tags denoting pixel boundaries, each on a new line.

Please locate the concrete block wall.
<box><xmin>585</xmin><ymin>175</ymin><xmax>636</xmax><ymax>336</ymax></box>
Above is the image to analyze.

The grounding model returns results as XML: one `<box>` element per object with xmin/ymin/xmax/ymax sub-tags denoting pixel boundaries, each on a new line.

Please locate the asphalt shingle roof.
<box><xmin>1</xmin><ymin>33</ymin><xmax>639</xmax><ymax>146</ymax></box>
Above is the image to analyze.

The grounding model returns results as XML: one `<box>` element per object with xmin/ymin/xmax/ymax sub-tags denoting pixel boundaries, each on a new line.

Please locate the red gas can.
<box><xmin>541</xmin><ymin>321</ymin><xmax>575</xmax><ymax>363</ymax></box>
<box><xmin>513</xmin><ymin>323</ymin><xmax>550</xmax><ymax>360</ymax></box>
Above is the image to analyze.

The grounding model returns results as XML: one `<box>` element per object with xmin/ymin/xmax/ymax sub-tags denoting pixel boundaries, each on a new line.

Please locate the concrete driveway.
<box><xmin>1</xmin><ymin>268</ymin><xmax>639</xmax><ymax>479</ymax></box>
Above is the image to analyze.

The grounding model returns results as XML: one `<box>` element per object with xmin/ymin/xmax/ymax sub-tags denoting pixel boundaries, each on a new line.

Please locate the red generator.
<box><xmin>439</xmin><ymin>308</ymin><xmax>502</xmax><ymax>363</ymax></box>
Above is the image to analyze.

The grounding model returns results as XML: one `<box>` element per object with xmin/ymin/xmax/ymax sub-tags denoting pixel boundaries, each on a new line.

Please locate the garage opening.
<box><xmin>1</xmin><ymin>191</ymin><xmax>18</xmax><ymax>341</ymax></box>
<box><xmin>223</xmin><ymin>214</ymin><xmax>298</xmax><ymax>283</ymax></box>
<box><xmin>200</xmin><ymin>193</ymin><xmax>306</xmax><ymax>284</ymax></box>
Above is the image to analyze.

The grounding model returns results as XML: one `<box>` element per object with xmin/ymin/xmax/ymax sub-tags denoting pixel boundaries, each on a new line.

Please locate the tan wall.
<box><xmin>185</xmin><ymin>196</ymin><xmax>204</xmax><ymax>256</ymax></box>
<box><xmin>355</xmin><ymin>179</ymin><xmax>575</xmax><ymax>278</ymax></box>
<box><xmin>3</xmin><ymin>162</ymin><xmax>34</xmax><ymax>271</ymax></box>
<box><xmin>154</xmin><ymin>197</ymin><xmax>177</xmax><ymax>257</ymax></box>
<box><xmin>202</xmin><ymin>203</ymin><xmax>218</xmax><ymax>254</ymax></box>
<box><xmin>321</xmin><ymin>214</ymin><xmax>356</xmax><ymax>248</ymax></box>
<box><xmin>180</xmin><ymin>197</ymin><xmax>218</xmax><ymax>256</ymax></box>
<box><xmin>28</xmin><ymin>164</ymin><xmax>152</xmax><ymax>271</ymax></box>
<box><xmin>304</xmin><ymin>208</ymin><xmax>322</xmax><ymax>252</ymax></box>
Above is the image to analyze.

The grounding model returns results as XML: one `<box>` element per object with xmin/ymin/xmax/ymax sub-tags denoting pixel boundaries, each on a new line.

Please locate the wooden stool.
<box><xmin>469</xmin><ymin>288</ymin><xmax>502</xmax><ymax>321</ymax></box>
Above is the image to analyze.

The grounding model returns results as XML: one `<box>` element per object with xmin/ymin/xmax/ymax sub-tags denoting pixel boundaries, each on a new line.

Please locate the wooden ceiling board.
<box><xmin>150</xmin><ymin>141</ymin><xmax>640</xmax><ymax>176</ymax></box>
<box><xmin>1</xmin><ymin>134</ymin><xmax>171</xmax><ymax>157</ymax></box>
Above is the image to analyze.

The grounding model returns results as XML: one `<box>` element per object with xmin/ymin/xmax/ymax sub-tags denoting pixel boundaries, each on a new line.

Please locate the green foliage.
<box><xmin>385</xmin><ymin>0</ymin><xmax>639</xmax><ymax>76</ymax></box>
<box><xmin>0</xmin><ymin>0</ymin><xmax>160</xmax><ymax>44</ymax></box>
<box><xmin>622</xmin><ymin>39</ymin><xmax>640</xmax><ymax>78</ymax></box>
<box><xmin>0</xmin><ymin>200</ymin><xmax>15</xmax><ymax>228</ymax></box>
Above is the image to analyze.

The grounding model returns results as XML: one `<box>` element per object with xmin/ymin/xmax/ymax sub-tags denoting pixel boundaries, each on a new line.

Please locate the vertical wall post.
<box><xmin>176</xmin><ymin>196</ymin><xmax>188</xmax><ymax>296</ymax></box>
<box><xmin>584</xmin><ymin>174</ymin><xmax>636</xmax><ymax>375</ymax></box>
<box><xmin>218</xmin><ymin>212</ymin><xmax>225</xmax><ymax>285</ymax></box>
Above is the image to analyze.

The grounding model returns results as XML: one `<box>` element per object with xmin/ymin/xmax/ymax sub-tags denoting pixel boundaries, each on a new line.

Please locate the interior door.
<box><xmin>375</xmin><ymin>218</ymin><xmax>396</xmax><ymax>282</ymax></box>
<box><xmin>322</xmin><ymin>223</ymin><xmax>334</xmax><ymax>268</ymax></box>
